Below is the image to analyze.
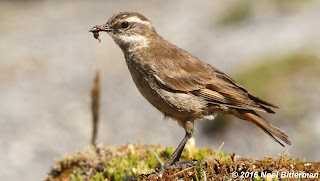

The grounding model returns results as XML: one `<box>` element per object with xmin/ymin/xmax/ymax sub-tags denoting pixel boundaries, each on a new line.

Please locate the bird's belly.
<box><xmin>127</xmin><ymin>65</ymin><xmax>207</xmax><ymax>121</ymax></box>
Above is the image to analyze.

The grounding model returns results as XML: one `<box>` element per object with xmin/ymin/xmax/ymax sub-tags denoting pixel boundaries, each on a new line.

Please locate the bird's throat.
<box><xmin>113</xmin><ymin>33</ymin><xmax>150</xmax><ymax>51</ymax></box>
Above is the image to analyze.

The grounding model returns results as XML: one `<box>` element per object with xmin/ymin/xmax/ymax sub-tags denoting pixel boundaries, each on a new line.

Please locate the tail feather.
<box><xmin>253</xmin><ymin>122</ymin><xmax>285</xmax><ymax>147</ymax></box>
<box><xmin>241</xmin><ymin>111</ymin><xmax>291</xmax><ymax>147</ymax></box>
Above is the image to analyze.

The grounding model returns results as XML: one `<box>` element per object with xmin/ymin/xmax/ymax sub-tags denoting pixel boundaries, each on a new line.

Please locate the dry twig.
<box><xmin>91</xmin><ymin>71</ymin><xmax>100</xmax><ymax>145</ymax></box>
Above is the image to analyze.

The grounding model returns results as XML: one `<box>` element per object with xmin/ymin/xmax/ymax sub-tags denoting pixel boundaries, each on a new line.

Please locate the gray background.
<box><xmin>0</xmin><ymin>0</ymin><xmax>319</xmax><ymax>180</ymax></box>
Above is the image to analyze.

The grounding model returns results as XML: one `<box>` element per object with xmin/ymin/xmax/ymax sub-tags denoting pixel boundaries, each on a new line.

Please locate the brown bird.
<box><xmin>90</xmin><ymin>12</ymin><xmax>291</xmax><ymax>171</ymax></box>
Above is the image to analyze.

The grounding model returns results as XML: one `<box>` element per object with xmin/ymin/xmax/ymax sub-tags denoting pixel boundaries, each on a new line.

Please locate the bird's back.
<box><xmin>140</xmin><ymin>36</ymin><xmax>278</xmax><ymax>115</ymax></box>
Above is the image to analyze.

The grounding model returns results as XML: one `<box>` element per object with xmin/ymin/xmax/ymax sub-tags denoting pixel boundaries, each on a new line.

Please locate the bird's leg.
<box><xmin>159</xmin><ymin>121</ymin><xmax>194</xmax><ymax>172</ymax></box>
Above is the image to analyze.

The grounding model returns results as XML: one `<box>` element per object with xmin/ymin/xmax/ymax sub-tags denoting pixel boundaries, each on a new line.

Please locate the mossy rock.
<box><xmin>46</xmin><ymin>143</ymin><xmax>319</xmax><ymax>181</ymax></box>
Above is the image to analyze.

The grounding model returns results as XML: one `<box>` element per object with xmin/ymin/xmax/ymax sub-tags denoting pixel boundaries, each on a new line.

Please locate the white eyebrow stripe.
<box><xmin>125</xmin><ymin>16</ymin><xmax>151</xmax><ymax>26</ymax></box>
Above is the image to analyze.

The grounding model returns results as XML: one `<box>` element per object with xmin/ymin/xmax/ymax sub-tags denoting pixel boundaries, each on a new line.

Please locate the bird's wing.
<box><xmin>153</xmin><ymin>55</ymin><xmax>215</xmax><ymax>91</ymax></box>
<box><xmin>153</xmin><ymin>53</ymin><xmax>277</xmax><ymax>113</ymax></box>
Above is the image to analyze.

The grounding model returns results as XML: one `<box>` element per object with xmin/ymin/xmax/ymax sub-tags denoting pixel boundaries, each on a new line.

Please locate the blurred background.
<box><xmin>0</xmin><ymin>0</ymin><xmax>319</xmax><ymax>180</ymax></box>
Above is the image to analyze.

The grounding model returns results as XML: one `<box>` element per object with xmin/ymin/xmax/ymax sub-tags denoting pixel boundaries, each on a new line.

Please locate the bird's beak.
<box><xmin>89</xmin><ymin>24</ymin><xmax>112</xmax><ymax>32</ymax></box>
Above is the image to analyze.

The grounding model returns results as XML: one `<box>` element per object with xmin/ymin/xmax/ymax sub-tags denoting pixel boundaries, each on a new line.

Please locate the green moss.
<box><xmin>47</xmin><ymin>143</ymin><xmax>320</xmax><ymax>181</ymax></box>
<box><xmin>90</xmin><ymin>173</ymin><xmax>104</xmax><ymax>181</ymax></box>
<box><xmin>68</xmin><ymin>170</ymin><xmax>83</xmax><ymax>181</ymax></box>
<box><xmin>162</xmin><ymin>147</ymin><xmax>174</xmax><ymax>159</ymax></box>
<box><xmin>193</xmin><ymin>148</ymin><xmax>214</xmax><ymax>160</ymax></box>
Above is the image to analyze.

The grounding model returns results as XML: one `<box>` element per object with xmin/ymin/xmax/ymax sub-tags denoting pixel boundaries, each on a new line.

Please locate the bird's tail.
<box><xmin>239</xmin><ymin>111</ymin><xmax>291</xmax><ymax>147</ymax></box>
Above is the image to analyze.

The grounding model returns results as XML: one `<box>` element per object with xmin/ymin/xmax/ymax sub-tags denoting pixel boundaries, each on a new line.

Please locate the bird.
<box><xmin>89</xmin><ymin>12</ymin><xmax>291</xmax><ymax>171</ymax></box>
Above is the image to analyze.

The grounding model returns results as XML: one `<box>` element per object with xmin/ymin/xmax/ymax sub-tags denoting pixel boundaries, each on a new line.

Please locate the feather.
<box><xmin>152</xmin><ymin>45</ymin><xmax>278</xmax><ymax>113</ymax></box>
<box><xmin>241</xmin><ymin>111</ymin><xmax>291</xmax><ymax>146</ymax></box>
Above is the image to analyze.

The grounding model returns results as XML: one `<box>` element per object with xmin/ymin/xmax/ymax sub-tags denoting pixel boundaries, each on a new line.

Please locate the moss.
<box><xmin>161</xmin><ymin>147</ymin><xmax>174</xmax><ymax>159</ymax></box>
<box><xmin>46</xmin><ymin>143</ymin><xmax>320</xmax><ymax>181</ymax></box>
<box><xmin>47</xmin><ymin>143</ymin><xmax>219</xmax><ymax>181</ymax></box>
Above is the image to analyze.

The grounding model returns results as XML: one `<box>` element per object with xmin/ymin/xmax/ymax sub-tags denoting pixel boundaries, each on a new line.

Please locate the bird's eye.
<box><xmin>121</xmin><ymin>21</ymin><xmax>129</xmax><ymax>29</ymax></box>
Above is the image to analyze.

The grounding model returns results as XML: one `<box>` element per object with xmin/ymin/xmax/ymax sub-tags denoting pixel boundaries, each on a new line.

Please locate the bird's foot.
<box><xmin>163</xmin><ymin>159</ymin><xmax>200</xmax><ymax>171</ymax></box>
<box><xmin>147</xmin><ymin>159</ymin><xmax>199</xmax><ymax>178</ymax></box>
<box><xmin>143</xmin><ymin>159</ymin><xmax>200</xmax><ymax>179</ymax></box>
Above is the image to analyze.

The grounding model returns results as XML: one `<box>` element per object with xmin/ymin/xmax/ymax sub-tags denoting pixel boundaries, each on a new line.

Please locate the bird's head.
<box><xmin>90</xmin><ymin>12</ymin><xmax>156</xmax><ymax>49</ymax></box>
